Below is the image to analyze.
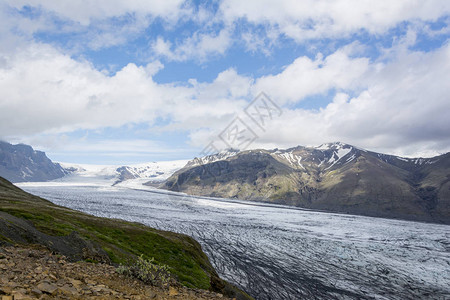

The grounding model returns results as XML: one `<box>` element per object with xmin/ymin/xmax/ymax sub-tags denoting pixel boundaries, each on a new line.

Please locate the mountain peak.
<box><xmin>0</xmin><ymin>141</ymin><xmax>67</xmax><ymax>182</ymax></box>
<box><xmin>315</xmin><ymin>141</ymin><xmax>352</xmax><ymax>151</ymax></box>
<box><xmin>165</xmin><ymin>141</ymin><xmax>450</xmax><ymax>225</ymax></box>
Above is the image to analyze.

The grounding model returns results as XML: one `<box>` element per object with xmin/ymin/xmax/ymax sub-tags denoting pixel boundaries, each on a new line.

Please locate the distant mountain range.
<box><xmin>0</xmin><ymin>141</ymin><xmax>68</xmax><ymax>182</ymax></box>
<box><xmin>163</xmin><ymin>142</ymin><xmax>450</xmax><ymax>224</ymax></box>
<box><xmin>59</xmin><ymin>160</ymin><xmax>188</xmax><ymax>186</ymax></box>
<box><xmin>2</xmin><ymin>140</ymin><xmax>449</xmax><ymax>224</ymax></box>
<box><xmin>0</xmin><ymin>141</ymin><xmax>187</xmax><ymax>185</ymax></box>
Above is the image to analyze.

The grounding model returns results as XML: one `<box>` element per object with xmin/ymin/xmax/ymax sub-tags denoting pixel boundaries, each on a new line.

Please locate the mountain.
<box><xmin>163</xmin><ymin>142</ymin><xmax>450</xmax><ymax>224</ymax></box>
<box><xmin>0</xmin><ymin>141</ymin><xmax>187</xmax><ymax>185</ymax></box>
<box><xmin>0</xmin><ymin>141</ymin><xmax>68</xmax><ymax>182</ymax></box>
<box><xmin>59</xmin><ymin>160</ymin><xmax>189</xmax><ymax>186</ymax></box>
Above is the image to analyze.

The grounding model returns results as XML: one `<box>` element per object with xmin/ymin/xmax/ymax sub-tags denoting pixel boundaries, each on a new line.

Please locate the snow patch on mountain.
<box><xmin>316</xmin><ymin>142</ymin><xmax>348</xmax><ymax>151</ymax></box>
<box><xmin>324</xmin><ymin>147</ymin><xmax>353</xmax><ymax>170</ymax></box>
<box><xmin>275</xmin><ymin>152</ymin><xmax>305</xmax><ymax>169</ymax></box>
<box><xmin>345</xmin><ymin>154</ymin><xmax>356</xmax><ymax>163</ymax></box>
<box><xmin>397</xmin><ymin>157</ymin><xmax>410</xmax><ymax>162</ymax></box>
<box><xmin>336</xmin><ymin>148</ymin><xmax>352</xmax><ymax>161</ymax></box>
<box><xmin>187</xmin><ymin>149</ymin><xmax>240</xmax><ymax>167</ymax></box>
<box><xmin>120</xmin><ymin>161</ymin><xmax>189</xmax><ymax>180</ymax></box>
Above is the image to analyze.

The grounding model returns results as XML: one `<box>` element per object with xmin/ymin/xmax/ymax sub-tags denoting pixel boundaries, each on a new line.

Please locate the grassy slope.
<box><xmin>0</xmin><ymin>177</ymin><xmax>251</xmax><ymax>300</ymax></box>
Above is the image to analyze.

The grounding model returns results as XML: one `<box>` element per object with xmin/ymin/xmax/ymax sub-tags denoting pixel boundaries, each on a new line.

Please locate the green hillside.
<box><xmin>0</xmin><ymin>176</ymin><xmax>251</xmax><ymax>299</ymax></box>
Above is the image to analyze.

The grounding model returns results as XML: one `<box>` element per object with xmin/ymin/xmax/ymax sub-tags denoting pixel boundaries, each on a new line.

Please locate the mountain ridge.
<box><xmin>0</xmin><ymin>141</ymin><xmax>68</xmax><ymax>182</ymax></box>
<box><xmin>163</xmin><ymin>142</ymin><xmax>450</xmax><ymax>224</ymax></box>
<box><xmin>59</xmin><ymin>160</ymin><xmax>189</xmax><ymax>186</ymax></box>
<box><xmin>0</xmin><ymin>141</ymin><xmax>188</xmax><ymax>185</ymax></box>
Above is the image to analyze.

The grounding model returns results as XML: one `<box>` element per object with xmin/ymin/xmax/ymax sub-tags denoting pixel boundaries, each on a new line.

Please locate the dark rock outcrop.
<box><xmin>0</xmin><ymin>141</ymin><xmax>67</xmax><ymax>182</ymax></box>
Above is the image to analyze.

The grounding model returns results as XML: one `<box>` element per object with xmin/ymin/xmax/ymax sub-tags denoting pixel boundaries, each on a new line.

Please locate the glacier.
<box><xmin>17</xmin><ymin>182</ymin><xmax>450</xmax><ymax>300</ymax></box>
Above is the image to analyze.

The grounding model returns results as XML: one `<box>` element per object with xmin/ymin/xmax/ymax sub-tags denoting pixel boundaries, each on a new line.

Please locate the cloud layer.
<box><xmin>0</xmin><ymin>1</ymin><xmax>449</xmax><ymax>160</ymax></box>
<box><xmin>220</xmin><ymin>0</ymin><xmax>449</xmax><ymax>40</ymax></box>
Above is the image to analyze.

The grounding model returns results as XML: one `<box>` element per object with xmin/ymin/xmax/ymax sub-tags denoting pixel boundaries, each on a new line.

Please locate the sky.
<box><xmin>0</xmin><ymin>0</ymin><xmax>449</xmax><ymax>164</ymax></box>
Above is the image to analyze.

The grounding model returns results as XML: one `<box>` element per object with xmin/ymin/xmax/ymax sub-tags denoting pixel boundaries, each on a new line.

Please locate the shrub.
<box><xmin>117</xmin><ymin>255</ymin><xmax>171</xmax><ymax>288</ymax></box>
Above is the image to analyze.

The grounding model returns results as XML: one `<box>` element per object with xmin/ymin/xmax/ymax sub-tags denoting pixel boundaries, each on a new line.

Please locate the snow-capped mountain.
<box><xmin>0</xmin><ymin>141</ymin><xmax>189</xmax><ymax>187</ymax></box>
<box><xmin>271</xmin><ymin>142</ymin><xmax>356</xmax><ymax>170</ymax></box>
<box><xmin>164</xmin><ymin>142</ymin><xmax>449</xmax><ymax>224</ymax></box>
<box><xmin>180</xmin><ymin>142</ymin><xmax>439</xmax><ymax>175</ymax></box>
<box><xmin>186</xmin><ymin>149</ymin><xmax>240</xmax><ymax>167</ymax></box>
<box><xmin>59</xmin><ymin>160</ymin><xmax>189</xmax><ymax>186</ymax></box>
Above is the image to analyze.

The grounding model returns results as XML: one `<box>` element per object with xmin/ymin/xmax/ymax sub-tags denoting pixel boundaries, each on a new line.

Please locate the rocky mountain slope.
<box><xmin>0</xmin><ymin>176</ymin><xmax>251</xmax><ymax>299</ymax></box>
<box><xmin>0</xmin><ymin>246</ymin><xmax>231</xmax><ymax>299</ymax></box>
<box><xmin>0</xmin><ymin>141</ymin><xmax>67</xmax><ymax>182</ymax></box>
<box><xmin>163</xmin><ymin>142</ymin><xmax>450</xmax><ymax>224</ymax></box>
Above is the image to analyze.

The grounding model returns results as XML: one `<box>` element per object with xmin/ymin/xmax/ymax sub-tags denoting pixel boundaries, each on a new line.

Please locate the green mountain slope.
<box><xmin>0</xmin><ymin>176</ymin><xmax>251</xmax><ymax>299</ymax></box>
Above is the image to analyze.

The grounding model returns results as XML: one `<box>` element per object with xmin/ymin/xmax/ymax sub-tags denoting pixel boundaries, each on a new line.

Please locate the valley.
<box><xmin>18</xmin><ymin>183</ymin><xmax>450</xmax><ymax>300</ymax></box>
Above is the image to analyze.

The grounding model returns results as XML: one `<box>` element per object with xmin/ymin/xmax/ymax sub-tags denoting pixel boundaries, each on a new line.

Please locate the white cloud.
<box><xmin>0</xmin><ymin>43</ymin><xmax>247</xmax><ymax>139</ymax></box>
<box><xmin>253</xmin><ymin>49</ymin><xmax>369</xmax><ymax>104</ymax></box>
<box><xmin>0</xmin><ymin>0</ymin><xmax>190</xmax><ymax>53</ymax></box>
<box><xmin>253</xmin><ymin>42</ymin><xmax>450</xmax><ymax>157</ymax></box>
<box><xmin>152</xmin><ymin>37</ymin><xmax>174</xmax><ymax>60</ymax></box>
<box><xmin>2</xmin><ymin>40</ymin><xmax>450</xmax><ymax>157</ymax></box>
<box><xmin>1</xmin><ymin>0</ymin><xmax>449</xmax><ymax>159</ymax></box>
<box><xmin>2</xmin><ymin>0</ymin><xmax>448</xmax><ymax>61</ymax></box>
<box><xmin>0</xmin><ymin>43</ymin><xmax>161</xmax><ymax>136</ymax></box>
<box><xmin>4</xmin><ymin>0</ymin><xmax>187</xmax><ymax>26</ymax></box>
<box><xmin>151</xmin><ymin>29</ymin><xmax>232</xmax><ymax>61</ymax></box>
<box><xmin>220</xmin><ymin>0</ymin><xmax>450</xmax><ymax>42</ymax></box>
<box><xmin>155</xmin><ymin>68</ymin><xmax>252</xmax><ymax>133</ymax></box>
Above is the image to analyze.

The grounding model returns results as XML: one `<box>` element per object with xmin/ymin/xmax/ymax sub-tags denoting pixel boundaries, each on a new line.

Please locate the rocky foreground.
<box><xmin>0</xmin><ymin>245</ymin><xmax>231</xmax><ymax>300</ymax></box>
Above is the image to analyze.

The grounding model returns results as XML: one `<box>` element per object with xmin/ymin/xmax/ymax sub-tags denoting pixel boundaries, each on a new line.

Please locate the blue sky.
<box><xmin>0</xmin><ymin>0</ymin><xmax>449</xmax><ymax>164</ymax></box>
